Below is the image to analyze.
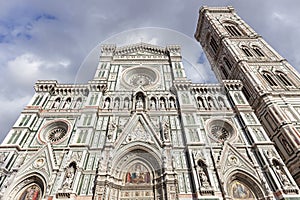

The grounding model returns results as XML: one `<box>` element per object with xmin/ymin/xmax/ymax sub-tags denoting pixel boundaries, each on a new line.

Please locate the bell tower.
<box><xmin>195</xmin><ymin>6</ymin><xmax>300</xmax><ymax>186</ymax></box>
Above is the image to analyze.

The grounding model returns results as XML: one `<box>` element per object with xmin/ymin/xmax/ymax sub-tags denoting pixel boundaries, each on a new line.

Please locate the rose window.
<box><xmin>48</xmin><ymin>127</ymin><xmax>67</xmax><ymax>143</ymax></box>
<box><xmin>122</xmin><ymin>66</ymin><xmax>159</xmax><ymax>89</ymax></box>
<box><xmin>38</xmin><ymin>120</ymin><xmax>71</xmax><ymax>144</ymax></box>
<box><xmin>211</xmin><ymin>125</ymin><xmax>229</xmax><ymax>141</ymax></box>
<box><xmin>207</xmin><ymin>119</ymin><xmax>236</xmax><ymax>142</ymax></box>
<box><xmin>130</xmin><ymin>74</ymin><xmax>153</xmax><ymax>87</ymax></box>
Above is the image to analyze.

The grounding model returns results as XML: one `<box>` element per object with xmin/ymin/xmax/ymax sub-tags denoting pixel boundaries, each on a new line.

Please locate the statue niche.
<box><xmin>273</xmin><ymin>160</ymin><xmax>291</xmax><ymax>186</ymax></box>
<box><xmin>135</xmin><ymin>93</ymin><xmax>145</xmax><ymax>110</ymax></box>
<box><xmin>62</xmin><ymin>162</ymin><xmax>76</xmax><ymax>189</ymax></box>
<box><xmin>197</xmin><ymin>160</ymin><xmax>210</xmax><ymax>189</ymax></box>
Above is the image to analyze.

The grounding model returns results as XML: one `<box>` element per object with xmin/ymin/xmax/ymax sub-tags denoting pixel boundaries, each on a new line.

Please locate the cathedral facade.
<box><xmin>0</xmin><ymin>6</ymin><xmax>300</xmax><ymax>200</ymax></box>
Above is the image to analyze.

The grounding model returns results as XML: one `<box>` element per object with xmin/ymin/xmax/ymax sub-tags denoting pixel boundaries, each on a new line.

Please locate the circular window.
<box><xmin>211</xmin><ymin>125</ymin><xmax>230</xmax><ymax>141</ymax></box>
<box><xmin>122</xmin><ymin>66</ymin><xmax>159</xmax><ymax>89</ymax></box>
<box><xmin>38</xmin><ymin>120</ymin><xmax>71</xmax><ymax>144</ymax></box>
<box><xmin>48</xmin><ymin>127</ymin><xmax>67</xmax><ymax>142</ymax></box>
<box><xmin>207</xmin><ymin>119</ymin><xmax>236</xmax><ymax>142</ymax></box>
<box><xmin>130</xmin><ymin>74</ymin><xmax>152</xmax><ymax>86</ymax></box>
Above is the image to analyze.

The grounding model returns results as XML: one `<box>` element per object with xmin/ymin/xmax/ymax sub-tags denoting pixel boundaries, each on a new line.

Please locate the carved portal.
<box><xmin>229</xmin><ymin>180</ymin><xmax>255</xmax><ymax>200</ymax></box>
<box><xmin>18</xmin><ymin>183</ymin><xmax>42</xmax><ymax>200</ymax></box>
<box><xmin>94</xmin><ymin>148</ymin><xmax>173</xmax><ymax>200</ymax></box>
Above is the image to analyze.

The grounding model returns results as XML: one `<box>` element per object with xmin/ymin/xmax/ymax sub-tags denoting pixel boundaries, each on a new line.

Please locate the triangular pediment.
<box><xmin>218</xmin><ymin>142</ymin><xmax>257</xmax><ymax>179</ymax></box>
<box><xmin>114</xmin><ymin>112</ymin><xmax>162</xmax><ymax>149</ymax></box>
<box><xmin>17</xmin><ymin>143</ymin><xmax>58</xmax><ymax>178</ymax></box>
<box><xmin>114</xmin><ymin>43</ymin><xmax>168</xmax><ymax>56</ymax></box>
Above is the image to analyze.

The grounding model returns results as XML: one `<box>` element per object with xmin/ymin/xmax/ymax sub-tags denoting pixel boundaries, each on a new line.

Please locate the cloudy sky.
<box><xmin>1</xmin><ymin>0</ymin><xmax>300</xmax><ymax>142</ymax></box>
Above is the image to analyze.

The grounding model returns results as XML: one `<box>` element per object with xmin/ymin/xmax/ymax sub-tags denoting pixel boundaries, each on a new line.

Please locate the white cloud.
<box><xmin>7</xmin><ymin>53</ymin><xmax>41</xmax><ymax>83</ymax></box>
<box><xmin>0</xmin><ymin>95</ymin><xmax>31</xmax><ymax>142</ymax></box>
<box><xmin>5</xmin><ymin>53</ymin><xmax>72</xmax><ymax>85</ymax></box>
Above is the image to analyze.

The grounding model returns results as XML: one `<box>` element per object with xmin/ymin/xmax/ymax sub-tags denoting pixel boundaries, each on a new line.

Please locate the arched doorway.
<box><xmin>228</xmin><ymin>180</ymin><xmax>255</xmax><ymax>200</ymax></box>
<box><xmin>17</xmin><ymin>183</ymin><xmax>42</xmax><ymax>200</ymax></box>
<box><xmin>95</xmin><ymin>146</ymin><xmax>165</xmax><ymax>200</ymax></box>
<box><xmin>9</xmin><ymin>175</ymin><xmax>45</xmax><ymax>200</ymax></box>
<box><xmin>226</xmin><ymin>172</ymin><xmax>265</xmax><ymax>200</ymax></box>
<box><xmin>116</xmin><ymin>148</ymin><xmax>162</xmax><ymax>200</ymax></box>
<box><xmin>121</xmin><ymin>161</ymin><xmax>155</xmax><ymax>199</ymax></box>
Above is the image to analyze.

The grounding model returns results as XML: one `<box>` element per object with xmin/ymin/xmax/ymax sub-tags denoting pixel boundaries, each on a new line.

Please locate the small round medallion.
<box><xmin>34</xmin><ymin>157</ymin><xmax>45</xmax><ymax>168</ymax></box>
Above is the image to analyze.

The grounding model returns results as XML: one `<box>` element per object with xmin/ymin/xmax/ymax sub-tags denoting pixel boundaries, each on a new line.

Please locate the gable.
<box><xmin>218</xmin><ymin>142</ymin><xmax>257</xmax><ymax>179</ymax></box>
<box><xmin>114</xmin><ymin>43</ymin><xmax>168</xmax><ymax>57</ymax></box>
<box><xmin>114</xmin><ymin>112</ymin><xmax>163</xmax><ymax>150</ymax></box>
<box><xmin>15</xmin><ymin>143</ymin><xmax>58</xmax><ymax>180</ymax></box>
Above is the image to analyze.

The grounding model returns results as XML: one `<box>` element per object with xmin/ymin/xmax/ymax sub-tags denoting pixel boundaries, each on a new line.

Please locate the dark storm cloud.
<box><xmin>0</xmin><ymin>1</ymin><xmax>300</xmax><ymax>142</ymax></box>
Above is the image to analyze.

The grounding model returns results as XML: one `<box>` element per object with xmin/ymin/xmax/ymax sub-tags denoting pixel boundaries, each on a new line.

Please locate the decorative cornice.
<box><xmin>101</xmin><ymin>44</ymin><xmax>116</xmax><ymax>54</ymax></box>
<box><xmin>166</xmin><ymin>45</ymin><xmax>181</xmax><ymax>55</ymax></box>
<box><xmin>114</xmin><ymin>42</ymin><xmax>168</xmax><ymax>56</ymax></box>
<box><xmin>35</xmin><ymin>80</ymin><xmax>89</xmax><ymax>96</ymax></box>
<box><xmin>174</xmin><ymin>80</ymin><xmax>192</xmax><ymax>91</ymax></box>
<box><xmin>191</xmin><ymin>83</ymin><xmax>224</xmax><ymax>94</ymax></box>
<box><xmin>200</xmin><ymin>6</ymin><xmax>235</xmax><ymax>14</ymax></box>
<box><xmin>52</xmin><ymin>84</ymin><xmax>89</xmax><ymax>96</ymax></box>
<box><xmin>88</xmin><ymin>80</ymin><xmax>107</xmax><ymax>92</ymax></box>
<box><xmin>222</xmin><ymin>80</ymin><xmax>243</xmax><ymax>91</ymax></box>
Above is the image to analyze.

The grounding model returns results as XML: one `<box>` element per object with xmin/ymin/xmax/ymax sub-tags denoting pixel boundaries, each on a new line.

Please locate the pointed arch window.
<box><xmin>74</xmin><ymin>97</ymin><xmax>82</xmax><ymax>109</ymax></box>
<box><xmin>64</xmin><ymin>97</ymin><xmax>72</xmax><ymax>109</ymax></box>
<box><xmin>32</xmin><ymin>95</ymin><xmax>40</xmax><ymax>105</ymax></box>
<box><xmin>234</xmin><ymin>92</ymin><xmax>245</xmax><ymax>104</ymax></box>
<box><xmin>224</xmin><ymin>58</ymin><xmax>233</xmax><ymax>70</ymax></box>
<box><xmin>275</xmin><ymin>71</ymin><xmax>293</xmax><ymax>86</ymax></box>
<box><xmin>209</xmin><ymin>37</ymin><xmax>218</xmax><ymax>53</ymax></box>
<box><xmin>197</xmin><ymin>96</ymin><xmax>205</xmax><ymax>108</ymax></box>
<box><xmin>220</xmin><ymin>66</ymin><xmax>228</xmax><ymax>78</ymax></box>
<box><xmin>218</xmin><ymin>96</ymin><xmax>226</xmax><ymax>108</ymax></box>
<box><xmin>224</xmin><ymin>25</ymin><xmax>242</xmax><ymax>36</ymax></box>
<box><xmin>252</xmin><ymin>46</ymin><xmax>265</xmax><ymax>57</ymax></box>
<box><xmin>262</xmin><ymin>71</ymin><xmax>277</xmax><ymax>86</ymax></box>
<box><xmin>242</xmin><ymin>87</ymin><xmax>251</xmax><ymax>100</ymax></box>
<box><xmin>52</xmin><ymin>97</ymin><xmax>61</xmax><ymax>108</ymax></box>
<box><xmin>241</xmin><ymin>46</ymin><xmax>253</xmax><ymax>57</ymax></box>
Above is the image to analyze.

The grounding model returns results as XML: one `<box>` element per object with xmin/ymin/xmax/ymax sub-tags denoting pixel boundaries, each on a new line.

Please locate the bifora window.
<box><xmin>224</xmin><ymin>58</ymin><xmax>233</xmax><ymax>70</ymax></box>
<box><xmin>252</xmin><ymin>46</ymin><xmax>265</xmax><ymax>57</ymax></box>
<box><xmin>210</xmin><ymin>37</ymin><xmax>218</xmax><ymax>53</ymax></box>
<box><xmin>276</xmin><ymin>71</ymin><xmax>293</xmax><ymax>86</ymax></box>
<box><xmin>224</xmin><ymin>25</ymin><xmax>243</xmax><ymax>36</ymax></box>
<box><xmin>241</xmin><ymin>45</ymin><xmax>253</xmax><ymax>57</ymax></box>
<box><xmin>220</xmin><ymin>66</ymin><xmax>229</xmax><ymax>78</ymax></box>
<box><xmin>262</xmin><ymin>71</ymin><xmax>278</xmax><ymax>86</ymax></box>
